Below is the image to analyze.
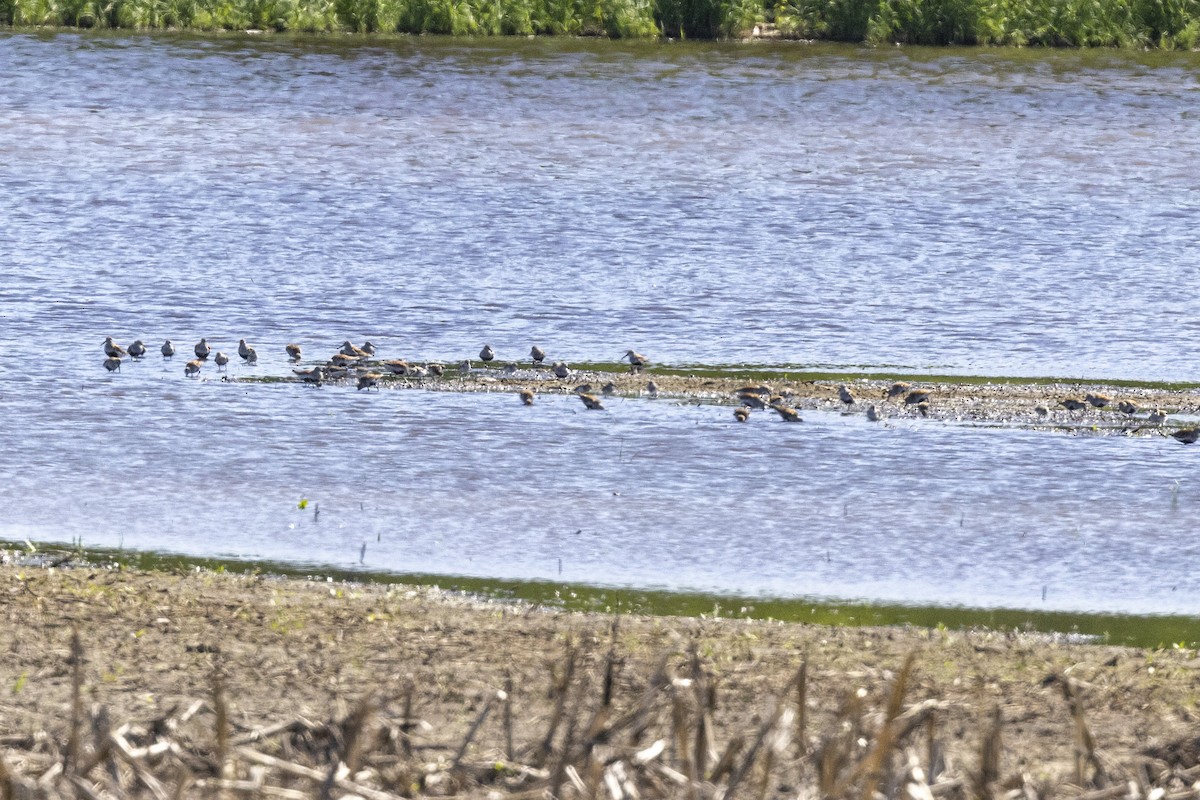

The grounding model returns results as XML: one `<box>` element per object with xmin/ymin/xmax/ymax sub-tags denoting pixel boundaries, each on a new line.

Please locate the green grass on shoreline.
<box><xmin>8</xmin><ymin>539</ymin><xmax>1200</xmax><ymax>651</ymax></box>
<box><xmin>3</xmin><ymin>0</ymin><xmax>1200</xmax><ymax>47</ymax></box>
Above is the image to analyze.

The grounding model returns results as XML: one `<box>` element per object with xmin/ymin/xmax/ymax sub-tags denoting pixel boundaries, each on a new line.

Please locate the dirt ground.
<box><xmin>4</xmin><ymin>561</ymin><xmax>1200</xmax><ymax>798</ymax></box>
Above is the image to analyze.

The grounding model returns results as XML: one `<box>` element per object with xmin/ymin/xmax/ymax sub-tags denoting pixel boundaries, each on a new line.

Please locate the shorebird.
<box><xmin>904</xmin><ymin>389</ymin><xmax>930</xmax><ymax>406</ymax></box>
<box><xmin>1117</xmin><ymin>400</ymin><xmax>1141</xmax><ymax>416</ymax></box>
<box><xmin>737</xmin><ymin>385</ymin><xmax>771</xmax><ymax>396</ymax></box>
<box><xmin>103</xmin><ymin>337</ymin><xmax>126</xmax><ymax>358</ymax></box>
<box><xmin>1060</xmin><ymin>398</ymin><xmax>1087</xmax><ymax>412</ymax></box>
<box><xmin>293</xmin><ymin>366</ymin><xmax>324</xmax><ymax>385</ymax></box>
<box><xmin>737</xmin><ymin>392</ymin><xmax>767</xmax><ymax>410</ymax></box>
<box><xmin>127</xmin><ymin>340</ymin><xmax>147</xmax><ymax>359</ymax></box>
<box><xmin>775</xmin><ymin>406</ymin><xmax>802</xmax><ymax>423</ymax></box>
<box><xmin>184</xmin><ymin>359</ymin><xmax>202</xmax><ymax>377</ymax></box>
<box><xmin>161</xmin><ymin>340</ymin><xmax>175</xmax><ymax>358</ymax></box>
<box><xmin>530</xmin><ymin>345</ymin><xmax>546</xmax><ymax>365</ymax></box>
<box><xmin>552</xmin><ymin>362</ymin><xmax>571</xmax><ymax>379</ymax></box>
<box><xmin>519</xmin><ymin>389</ymin><xmax>535</xmax><ymax>406</ymax></box>
<box><xmin>917</xmin><ymin>402</ymin><xmax>930</xmax><ymax>417</ymax></box>
<box><xmin>285</xmin><ymin>343</ymin><xmax>302</xmax><ymax>361</ymax></box>
<box><xmin>385</xmin><ymin>360</ymin><xmax>409</xmax><ymax>375</ymax></box>
<box><xmin>733</xmin><ymin>406</ymin><xmax>751</xmax><ymax>422</ymax></box>
<box><xmin>1148</xmin><ymin>408</ymin><xmax>1168</xmax><ymax>424</ymax></box>
<box><xmin>330</xmin><ymin>353</ymin><xmax>361</xmax><ymax>368</ymax></box>
<box><xmin>622</xmin><ymin>349</ymin><xmax>649</xmax><ymax>373</ymax></box>
<box><xmin>340</xmin><ymin>341</ymin><xmax>370</xmax><ymax>358</ymax></box>
<box><xmin>428</xmin><ymin>363</ymin><xmax>445</xmax><ymax>377</ymax></box>
<box><xmin>886</xmin><ymin>382</ymin><xmax>911</xmax><ymax>399</ymax></box>
<box><xmin>1171</xmin><ymin>428</ymin><xmax>1200</xmax><ymax>444</ymax></box>
<box><xmin>361</xmin><ymin>341</ymin><xmax>377</xmax><ymax>356</ymax></box>
<box><xmin>408</xmin><ymin>365</ymin><xmax>428</xmax><ymax>378</ymax></box>
<box><xmin>602</xmin><ymin>382</ymin><xmax>616</xmax><ymax>395</ymax></box>
<box><xmin>480</xmin><ymin>345</ymin><xmax>495</xmax><ymax>363</ymax></box>
<box><xmin>838</xmin><ymin>385</ymin><xmax>855</xmax><ymax>407</ymax></box>
<box><xmin>1035</xmin><ymin>405</ymin><xmax>1049</xmax><ymax>418</ymax></box>
<box><xmin>1085</xmin><ymin>393</ymin><xmax>1111</xmax><ymax>409</ymax></box>
<box><xmin>237</xmin><ymin>339</ymin><xmax>252</xmax><ymax>360</ymax></box>
<box><xmin>503</xmin><ymin>362</ymin><xmax>518</xmax><ymax>375</ymax></box>
<box><xmin>194</xmin><ymin>338</ymin><xmax>211</xmax><ymax>359</ymax></box>
<box><xmin>103</xmin><ymin>355</ymin><xmax>122</xmax><ymax>373</ymax></box>
<box><xmin>644</xmin><ymin>380</ymin><xmax>659</xmax><ymax>398</ymax></box>
<box><xmin>214</xmin><ymin>352</ymin><xmax>229</xmax><ymax>371</ymax></box>
<box><xmin>458</xmin><ymin>360</ymin><xmax>471</xmax><ymax>375</ymax></box>
<box><xmin>243</xmin><ymin>346</ymin><xmax>258</xmax><ymax>364</ymax></box>
<box><xmin>356</xmin><ymin>372</ymin><xmax>381</xmax><ymax>391</ymax></box>
<box><xmin>866</xmin><ymin>404</ymin><xmax>881</xmax><ymax>422</ymax></box>
<box><xmin>579</xmin><ymin>393</ymin><xmax>605</xmax><ymax>410</ymax></box>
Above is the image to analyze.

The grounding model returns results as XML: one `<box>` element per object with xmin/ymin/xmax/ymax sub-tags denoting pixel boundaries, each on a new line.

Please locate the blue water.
<box><xmin>2</xmin><ymin>33</ymin><xmax>1199</xmax><ymax>613</ymax></box>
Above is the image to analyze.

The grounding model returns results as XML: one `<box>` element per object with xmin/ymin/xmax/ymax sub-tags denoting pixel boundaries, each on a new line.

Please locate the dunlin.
<box><xmin>103</xmin><ymin>337</ymin><xmax>126</xmax><ymax>358</ymax></box>
<box><xmin>161</xmin><ymin>340</ymin><xmax>175</xmax><ymax>358</ymax></box>
<box><xmin>1060</xmin><ymin>398</ymin><xmax>1087</xmax><ymax>412</ymax></box>
<box><xmin>409</xmin><ymin>365</ymin><xmax>428</xmax><ymax>378</ymax></box>
<box><xmin>733</xmin><ymin>406</ymin><xmax>750</xmax><ymax>422</ymax></box>
<box><xmin>1171</xmin><ymin>428</ymin><xmax>1200</xmax><ymax>444</ymax></box>
<box><xmin>480</xmin><ymin>345</ymin><xmax>495</xmax><ymax>362</ymax></box>
<box><xmin>357</xmin><ymin>372</ymin><xmax>381</xmax><ymax>391</ymax></box>
<box><xmin>214</xmin><ymin>352</ymin><xmax>230</xmax><ymax>371</ymax></box>
<box><xmin>519</xmin><ymin>389</ymin><xmax>535</xmax><ymax>406</ymax></box>
<box><xmin>103</xmin><ymin>355</ymin><xmax>122</xmax><ymax>373</ymax></box>
<box><xmin>458</xmin><ymin>360</ymin><xmax>471</xmax><ymax>375</ymax></box>
<box><xmin>194</xmin><ymin>338</ymin><xmax>211</xmax><ymax>359</ymax></box>
<box><xmin>866</xmin><ymin>404</ymin><xmax>881</xmax><ymax>422</ymax></box>
<box><xmin>601</xmin><ymin>382</ymin><xmax>616</xmax><ymax>395</ymax></box>
<box><xmin>243</xmin><ymin>346</ymin><xmax>258</xmax><ymax>364</ymax></box>
<box><xmin>737</xmin><ymin>385</ymin><xmax>771</xmax><ymax>396</ymax></box>
<box><xmin>1117</xmin><ymin>400</ymin><xmax>1141</xmax><ymax>415</ymax></box>
<box><xmin>503</xmin><ymin>362</ymin><xmax>518</xmax><ymax>375</ymax></box>
<box><xmin>386</xmin><ymin>360</ymin><xmax>410</xmax><ymax>375</ymax></box>
<box><xmin>330</xmin><ymin>353</ymin><xmax>361</xmax><ymax>368</ymax></box>
<box><xmin>237</xmin><ymin>339</ymin><xmax>252</xmax><ymax>360</ymax></box>
<box><xmin>737</xmin><ymin>393</ymin><xmax>767</xmax><ymax>410</ymax></box>
<box><xmin>127</xmin><ymin>340</ymin><xmax>147</xmax><ymax>359</ymax></box>
<box><xmin>904</xmin><ymin>389</ymin><xmax>930</xmax><ymax>406</ymax></box>
<box><xmin>530</xmin><ymin>345</ymin><xmax>546</xmax><ymax>365</ymax></box>
<box><xmin>622</xmin><ymin>349</ymin><xmax>649</xmax><ymax>373</ymax></box>
<box><xmin>886</xmin><ymin>382</ymin><xmax>911</xmax><ymax>399</ymax></box>
<box><xmin>293</xmin><ymin>366</ymin><xmax>324</xmax><ymax>385</ymax></box>
<box><xmin>579</xmin><ymin>393</ymin><xmax>605</xmax><ymax>410</ymax></box>
<box><xmin>775</xmin><ymin>406</ymin><xmax>802</xmax><ymax>423</ymax></box>
<box><xmin>341</xmin><ymin>341</ymin><xmax>369</xmax><ymax>358</ymax></box>
<box><xmin>1148</xmin><ymin>408</ymin><xmax>1168</xmax><ymax>424</ymax></box>
<box><xmin>362</xmin><ymin>341</ymin><xmax>377</xmax><ymax>356</ymax></box>
<box><xmin>838</xmin><ymin>385</ymin><xmax>855</xmax><ymax>406</ymax></box>
<box><xmin>184</xmin><ymin>359</ymin><xmax>202</xmax><ymax>377</ymax></box>
<box><xmin>285</xmin><ymin>343</ymin><xmax>302</xmax><ymax>361</ymax></box>
<box><xmin>552</xmin><ymin>362</ymin><xmax>571</xmax><ymax>379</ymax></box>
<box><xmin>1035</xmin><ymin>405</ymin><xmax>1049</xmax><ymax>417</ymax></box>
<box><xmin>644</xmin><ymin>380</ymin><xmax>659</xmax><ymax>398</ymax></box>
<box><xmin>428</xmin><ymin>363</ymin><xmax>445</xmax><ymax>377</ymax></box>
<box><xmin>1085</xmin><ymin>393</ymin><xmax>1111</xmax><ymax>408</ymax></box>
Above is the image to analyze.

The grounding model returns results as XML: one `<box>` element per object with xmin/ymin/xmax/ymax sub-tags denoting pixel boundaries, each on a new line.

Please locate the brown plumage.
<box><xmin>904</xmin><ymin>389</ymin><xmax>930</xmax><ymax>405</ymax></box>
<box><xmin>214</xmin><ymin>352</ymin><xmax>230</xmax><ymax>371</ymax></box>
<box><xmin>285</xmin><ymin>343</ymin><xmax>302</xmax><ymax>361</ymax></box>
<box><xmin>330</xmin><ymin>353</ymin><xmax>361</xmax><ymax>368</ymax></box>
<box><xmin>385</xmin><ymin>360</ymin><xmax>410</xmax><ymax>375</ymax></box>
<box><xmin>579</xmin><ymin>393</ymin><xmax>605</xmax><ymax>410</ymax></box>
<box><xmin>340</xmin><ymin>341</ymin><xmax>370</xmax><ymax>358</ymax></box>
<box><xmin>886</xmin><ymin>382</ymin><xmax>911</xmax><ymax>398</ymax></box>
<box><xmin>622</xmin><ymin>349</ymin><xmax>649</xmax><ymax>373</ymax></box>
<box><xmin>1085</xmin><ymin>393</ymin><xmax>1111</xmax><ymax>408</ymax></box>
<box><xmin>103</xmin><ymin>355</ymin><xmax>122</xmax><ymax>373</ymax></box>
<box><xmin>775</xmin><ymin>406</ymin><xmax>802</xmax><ymax>423</ymax></box>
<box><xmin>530</xmin><ymin>345</ymin><xmax>546</xmax><ymax>365</ymax></box>
<box><xmin>1060</xmin><ymin>398</ymin><xmax>1087</xmax><ymax>411</ymax></box>
<box><xmin>733</xmin><ymin>406</ymin><xmax>750</xmax><ymax>422</ymax></box>
<box><xmin>184</xmin><ymin>359</ymin><xmax>202</xmax><ymax>377</ymax></box>
<box><xmin>519</xmin><ymin>389</ymin><xmax>535</xmax><ymax>406</ymax></box>
<box><xmin>357</xmin><ymin>372</ymin><xmax>381</xmax><ymax>391</ymax></box>
<box><xmin>1171</xmin><ymin>428</ymin><xmax>1200</xmax><ymax>444</ymax></box>
<box><xmin>737</xmin><ymin>392</ymin><xmax>766</xmax><ymax>410</ymax></box>
<box><xmin>293</xmin><ymin>366</ymin><xmax>324</xmax><ymax>384</ymax></box>
<box><xmin>428</xmin><ymin>363</ymin><xmax>445</xmax><ymax>377</ymax></box>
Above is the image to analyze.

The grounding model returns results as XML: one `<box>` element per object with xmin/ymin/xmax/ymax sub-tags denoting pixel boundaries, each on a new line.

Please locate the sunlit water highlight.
<box><xmin>2</xmin><ymin>33</ymin><xmax>1199</xmax><ymax>613</ymax></box>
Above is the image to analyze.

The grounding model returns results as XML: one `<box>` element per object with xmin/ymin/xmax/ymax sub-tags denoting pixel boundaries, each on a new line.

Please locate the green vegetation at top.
<box><xmin>3</xmin><ymin>0</ymin><xmax>1200</xmax><ymax>46</ymax></box>
<box><xmin>7</xmin><ymin>539</ymin><xmax>1200</xmax><ymax>650</ymax></box>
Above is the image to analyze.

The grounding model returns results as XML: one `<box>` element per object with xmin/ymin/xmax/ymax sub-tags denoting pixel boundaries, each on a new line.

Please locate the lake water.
<box><xmin>2</xmin><ymin>32</ymin><xmax>1199</xmax><ymax>614</ymax></box>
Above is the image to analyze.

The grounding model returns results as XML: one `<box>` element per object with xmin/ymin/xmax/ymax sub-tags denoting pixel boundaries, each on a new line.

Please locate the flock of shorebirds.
<box><xmin>100</xmin><ymin>336</ymin><xmax>1200</xmax><ymax>442</ymax></box>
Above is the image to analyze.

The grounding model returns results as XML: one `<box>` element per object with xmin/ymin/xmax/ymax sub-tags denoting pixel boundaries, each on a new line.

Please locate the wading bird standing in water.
<box><xmin>519</xmin><ymin>389</ymin><xmax>535</xmax><ymax>406</ymax></box>
<box><xmin>161</xmin><ymin>340</ymin><xmax>175</xmax><ymax>358</ymax></box>
<box><xmin>214</xmin><ymin>352</ymin><xmax>229</xmax><ymax>371</ymax></box>
<box><xmin>127</xmin><ymin>340</ymin><xmax>147</xmax><ymax>359</ymax></box>
<box><xmin>530</xmin><ymin>345</ymin><xmax>546</xmax><ymax>366</ymax></box>
<box><xmin>103</xmin><ymin>337</ymin><xmax>126</xmax><ymax>358</ymax></box>
<box><xmin>480</xmin><ymin>344</ymin><xmax>496</xmax><ymax>363</ymax></box>
<box><xmin>579</xmin><ymin>393</ymin><xmax>605</xmax><ymax>410</ymax></box>
<box><xmin>184</xmin><ymin>360</ymin><xmax>202</xmax><ymax>378</ymax></box>
<box><xmin>194</xmin><ymin>338</ymin><xmax>211</xmax><ymax>360</ymax></box>
<box><xmin>286</xmin><ymin>343</ymin><xmax>302</xmax><ymax>361</ymax></box>
<box><xmin>103</xmin><ymin>355</ymin><xmax>122</xmax><ymax>373</ymax></box>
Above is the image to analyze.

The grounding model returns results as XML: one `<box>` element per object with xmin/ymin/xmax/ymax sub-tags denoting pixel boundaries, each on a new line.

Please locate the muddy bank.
<box><xmin>4</xmin><ymin>559</ymin><xmax>1200</xmax><ymax>797</ymax></box>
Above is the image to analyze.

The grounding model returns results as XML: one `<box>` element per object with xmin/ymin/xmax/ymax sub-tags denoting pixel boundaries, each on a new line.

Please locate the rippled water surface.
<box><xmin>2</xmin><ymin>33</ymin><xmax>1199</xmax><ymax>613</ymax></box>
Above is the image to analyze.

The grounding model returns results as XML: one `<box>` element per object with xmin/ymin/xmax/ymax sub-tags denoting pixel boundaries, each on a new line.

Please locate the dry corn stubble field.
<box><xmin>3</xmin><ymin>562</ymin><xmax>1200</xmax><ymax>799</ymax></box>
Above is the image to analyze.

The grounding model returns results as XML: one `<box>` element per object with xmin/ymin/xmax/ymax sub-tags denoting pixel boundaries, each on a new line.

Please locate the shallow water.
<box><xmin>2</xmin><ymin>33</ymin><xmax>1199</xmax><ymax>613</ymax></box>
